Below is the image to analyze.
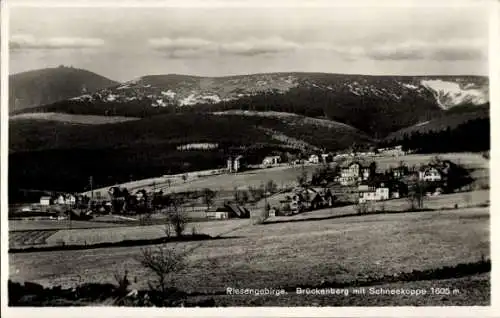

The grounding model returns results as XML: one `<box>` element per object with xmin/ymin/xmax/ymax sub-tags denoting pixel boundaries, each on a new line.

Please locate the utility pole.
<box><xmin>89</xmin><ymin>176</ymin><xmax>94</xmax><ymax>200</ymax></box>
<box><xmin>152</xmin><ymin>181</ymin><xmax>157</xmax><ymax>213</ymax></box>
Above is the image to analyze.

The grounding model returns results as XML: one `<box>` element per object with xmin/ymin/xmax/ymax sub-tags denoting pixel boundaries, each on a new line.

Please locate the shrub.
<box><xmin>202</xmin><ymin>188</ymin><xmax>216</xmax><ymax>210</ymax></box>
<box><xmin>113</xmin><ymin>270</ymin><xmax>131</xmax><ymax>298</ymax></box>
<box><xmin>139</xmin><ymin>213</ymin><xmax>153</xmax><ymax>226</ymax></box>
<box><xmin>355</xmin><ymin>202</ymin><xmax>368</xmax><ymax>214</ymax></box>
<box><xmin>248</xmin><ymin>186</ymin><xmax>264</xmax><ymax>203</ymax></box>
<box><xmin>265</xmin><ymin>180</ymin><xmax>278</xmax><ymax>195</ymax></box>
<box><xmin>168</xmin><ymin>211</ymin><xmax>187</xmax><ymax>237</ymax></box>
<box><xmin>252</xmin><ymin>208</ymin><xmax>269</xmax><ymax>225</ymax></box>
<box><xmin>163</xmin><ymin>223</ymin><xmax>172</xmax><ymax>238</ymax></box>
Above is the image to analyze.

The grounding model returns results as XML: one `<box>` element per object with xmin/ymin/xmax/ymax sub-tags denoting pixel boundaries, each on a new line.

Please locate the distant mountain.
<box><xmin>16</xmin><ymin>72</ymin><xmax>489</xmax><ymax>137</ymax></box>
<box><xmin>9</xmin><ymin>66</ymin><xmax>119</xmax><ymax>112</ymax></box>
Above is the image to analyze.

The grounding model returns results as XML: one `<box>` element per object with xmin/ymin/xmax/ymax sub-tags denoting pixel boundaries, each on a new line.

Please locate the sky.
<box><xmin>8</xmin><ymin>1</ymin><xmax>491</xmax><ymax>82</ymax></box>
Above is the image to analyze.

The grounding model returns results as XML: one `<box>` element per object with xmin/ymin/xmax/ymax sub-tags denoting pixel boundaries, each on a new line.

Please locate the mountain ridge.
<box><xmin>9</xmin><ymin>66</ymin><xmax>119</xmax><ymax>113</ymax></box>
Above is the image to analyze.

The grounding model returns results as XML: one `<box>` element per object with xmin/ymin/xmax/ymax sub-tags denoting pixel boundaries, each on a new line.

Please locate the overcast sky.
<box><xmin>8</xmin><ymin>1</ymin><xmax>490</xmax><ymax>82</ymax></box>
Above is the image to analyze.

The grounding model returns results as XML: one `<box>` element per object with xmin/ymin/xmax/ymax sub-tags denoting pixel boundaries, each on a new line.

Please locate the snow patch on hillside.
<box><xmin>401</xmin><ymin>83</ymin><xmax>419</xmax><ymax>90</ymax></box>
<box><xmin>415</xmin><ymin>121</ymin><xmax>430</xmax><ymax>127</ymax></box>
<box><xmin>179</xmin><ymin>94</ymin><xmax>198</xmax><ymax>106</ymax></box>
<box><xmin>161</xmin><ymin>90</ymin><xmax>176</xmax><ymax>99</ymax></box>
<box><xmin>70</xmin><ymin>94</ymin><xmax>93</xmax><ymax>101</ymax></box>
<box><xmin>201</xmin><ymin>94</ymin><xmax>221</xmax><ymax>103</ymax></box>
<box><xmin>106</xmin><ymin>94</ymin><xmax>119</xmax><ymax>102</ymax></box>
<box><xmin>421</xmin><ymin>79</ymin><xmax>488</xmax><ymax>109</ymax></box>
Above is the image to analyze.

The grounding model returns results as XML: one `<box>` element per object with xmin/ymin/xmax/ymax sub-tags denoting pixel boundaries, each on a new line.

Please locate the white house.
<box><xmin>263</xmin><ymin>156</ymin><xmax>281</xmax><ymax>166</ymax></box>
<box><xmin>308</xmin><ymin>154</ymin><xmax>320</xmax><ymax>164</ymax></box>
<box><xmin>206</xmin><ymin>211</ymin><xmax>229</xmax><ymax>219</ymax></box>
<box><xmin>338</xmin><ymin>161</ymin><xmax>371</xmax><ymax>186</ymax></box>
<box><xmin>321</xmin><ymin>153</ymin><xmax>331</xmax><ymax>163</ymax></box>
<box><xmin>419</xmin><ymin>167</ymin><xmax>442</xmax><ymax>182</ymax></box>
<box><xmin>65</xmin><ymin>194</ymin><xmax>76</xmax><ymax>206</ymax></box>
<box><xmin>40</xmin><ymin>196</ymin><xmax>52</xmax><ymax>206</ymax></box>
<box><xmin>359</xmin><ymin>186</ymin><xmax>390</xmax><ymax>203</ymax></box>
<box><xmin>227</xmin><ymin>155</ymin><xmax>244</xmax><ymax>173</ymax></box>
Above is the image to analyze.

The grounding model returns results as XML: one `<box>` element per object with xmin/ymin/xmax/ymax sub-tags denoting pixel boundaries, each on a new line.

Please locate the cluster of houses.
<box><xmin>39</xmin><ymin>193</ymin><xmax>78</xmax><ymax>207</ymax></box>
<box><xmin>334</xmin><ymin>158</ymin><xmax>458</xmax><ymax>204</ymax></box>
<box><xmin>271</xmin><ymin>187</ymin><xmax>334</xmax><ymax>216</ymax></box>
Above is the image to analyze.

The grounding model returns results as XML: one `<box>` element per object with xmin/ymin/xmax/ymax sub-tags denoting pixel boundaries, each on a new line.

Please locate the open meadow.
<box><xmin>9</xmin><ymin>218</ymin><xmax>250</xmax><ymax>249</ymax></box>
<box><xmin>9</xmin><ymin>204</ymin><xmax>489</xmax><ymax>305</ymax></box>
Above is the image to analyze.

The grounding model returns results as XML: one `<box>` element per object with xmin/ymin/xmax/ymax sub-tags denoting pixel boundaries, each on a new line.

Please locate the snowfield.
<box><xmin>421</xmin><ymin>79</ymin><xmax>488</xmax><ymax>109</ymax></box>
<box><xmin>401</xmin><ymin>82</ymin><xmax>419</xmax><ymax>90</ymax></box>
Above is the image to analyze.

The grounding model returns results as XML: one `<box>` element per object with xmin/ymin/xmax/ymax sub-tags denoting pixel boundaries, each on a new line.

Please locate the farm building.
<box><xmin>205</xmin><ymin>203</ymin><xmax>250</xmax><ymax>219</ymax></box>
<box><xmin>262</xmin><ymin>156</ymin><xmax>281</xmax><ymax>166</ymax></box>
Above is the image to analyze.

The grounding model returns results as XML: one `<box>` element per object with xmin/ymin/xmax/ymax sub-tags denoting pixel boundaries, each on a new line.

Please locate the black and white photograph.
<box><xmin>2</xmin><ymin>0</ymin><xmax>495</xmax><ymax>311</ymax></box>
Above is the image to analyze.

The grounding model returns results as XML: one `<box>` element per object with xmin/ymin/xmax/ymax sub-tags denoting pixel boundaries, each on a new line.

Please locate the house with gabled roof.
<box><xmin>337</xmin><ymin>160</ymin><xmax>374</xmax><ymax>186</ymax></box>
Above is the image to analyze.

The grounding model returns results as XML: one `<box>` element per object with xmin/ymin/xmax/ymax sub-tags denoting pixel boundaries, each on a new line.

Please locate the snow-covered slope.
<box><xmin>65</xmin><ymin>73</ymin><xmax>488</xmax><ymax>111</ymax></box>
<box><xmin>69</xmin><ymin>73</ymin><xmax>301</xmax><ymax>107</ymax></box>
<box><xmin>420</xmin><ymin>79</ymin><xmax>488</xmax><ymax>109</ymax></box>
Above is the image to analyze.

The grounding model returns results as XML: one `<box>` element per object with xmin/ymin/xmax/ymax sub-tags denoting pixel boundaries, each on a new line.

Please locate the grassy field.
<box><xmin>9</xmin><ymin>219</ymin><xmax>123</xmax><ymax>232</ymax></box>
<box><xmin>9</xmin><ymin>218</ymin><xmax>250</xmax><ymax>249</ymax></box>
<box><xmin>9</xmin><ymin>206</ymin><xmax>489</xmax><ymax>305</ymax></box>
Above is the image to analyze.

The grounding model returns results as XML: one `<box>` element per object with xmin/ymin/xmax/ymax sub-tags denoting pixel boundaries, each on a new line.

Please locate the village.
<box><xmin>11</xmin><ymin>144</ymin><xmax>473</xmax><ymax>223</ymax></box>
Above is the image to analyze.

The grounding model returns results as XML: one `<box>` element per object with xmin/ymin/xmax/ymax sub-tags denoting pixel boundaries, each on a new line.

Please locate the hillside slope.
<box><xmin>386</xmin><ymin>104</ymin><xmax>489</xmax><ymax>140</ymax></box>
<box><xmin>9</xmin><ymin>66</ymin><xmax>119</xmax><ymax>112</ymax></box>
<box><xmin>17</xmin><ymin>72</ymin><xmax>489</xmax><ymax>137</ymax></box>
<box><xmin>9</xmin><ymin>113</ymin><xmax>373</xmax><ymax>193</ymax></box>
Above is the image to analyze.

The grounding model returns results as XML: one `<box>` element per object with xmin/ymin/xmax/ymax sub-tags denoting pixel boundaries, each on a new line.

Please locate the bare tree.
<box><xmin>265</xmin><ymin>179</ymin><xmax>278</xmax><ymax>195</ymax></box>
<box><xmin>248</xmin><ymin>186</ymin><xmax>264</xmax><ymax>203</ymax></box>
<box><xmin>202</xmin><ymin>188</ymin><xmax>216</xmax><ymax>211</ymax></box>
<box><xmin>233</xmin><ymin>186</ymin><xmax>240</xmax><ymax>203</ymax></box>
<box><xmin>407</xmin><ymin>179</ymin><xmax>427</xmax><ymax>211</ymax></box>
<box><xmin>168</xmin><ymin>209</ymin><xmax>187</xmax><ymax>237</ymax></box>
<box><xmin>240</xmin><ymin>190</ymin><xmax>249</xmax><ymax>205</ymax></box>
<box><xmin>137</xmin><ymin>245</ymin><xmax>189</xmax><ymax>296</ymax></box>
<box><xmin>296</xmin><ymin>164</ymin><xmax>308</xmax><ymax>187</ymax></box>
<box><xmin>163</xmin><ymin>196</ymin><xmax>187</xmax><ymax>237</ymax></box>
<box><xmin>463</xmin><ymin>193</ymin><xmax>472</xmax><ymax>208</ymax></box>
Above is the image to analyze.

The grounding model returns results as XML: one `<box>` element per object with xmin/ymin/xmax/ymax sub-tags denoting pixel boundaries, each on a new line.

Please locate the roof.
<box><xmin>339</xmin><ymin>160</ymin><xmax>369</xmax><ymax>169</ymax></box>
<box><xmin>225</xmin><ymin>203</ymin><xmax>250</xmax><ymax>218</ymax></box>
<box><xmin>419</xmin><ymin>165</ymin><xmax>441</xmax><ymax>172</ymax></box>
